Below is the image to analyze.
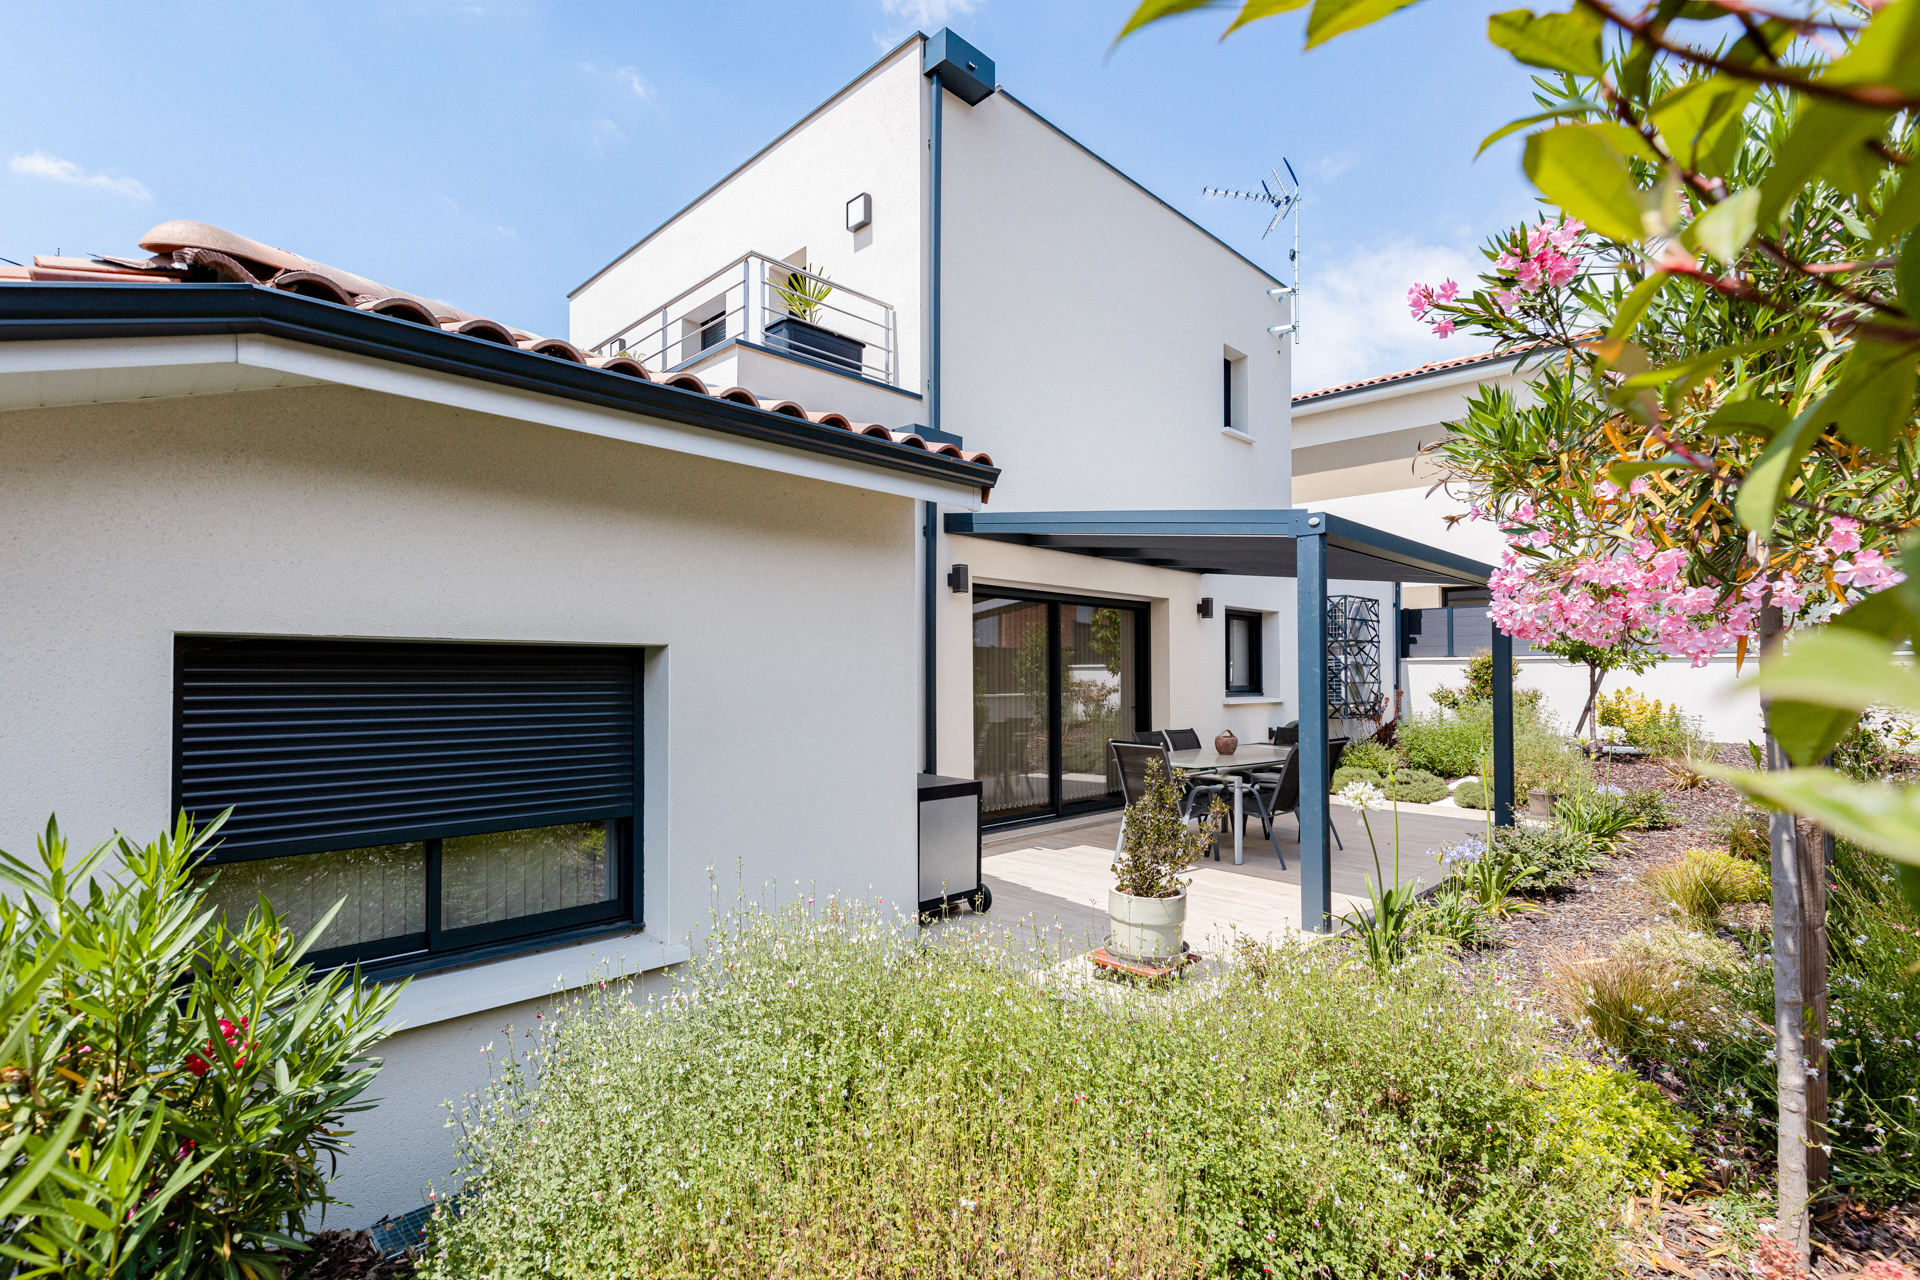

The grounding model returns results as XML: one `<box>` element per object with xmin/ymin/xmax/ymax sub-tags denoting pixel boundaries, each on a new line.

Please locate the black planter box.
<box><xmin>766</xmin><ymin>316</ymin><xmax>865</xmax><ymax>374</ymax></box>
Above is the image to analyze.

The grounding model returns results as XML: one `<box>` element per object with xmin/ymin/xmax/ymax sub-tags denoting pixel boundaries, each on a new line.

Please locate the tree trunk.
<box><xmin>1798</xmin><ymin>819</ymin><xmax>1830</xmax><ymax>1197</ymax></box>
<box><xmin>1759</xmin><ymin>602</ymin><xmax>1812</xmax><ymax>1263</ymax></box>
<box><xmin>1572</xmin><ymin>661</ymin><xmax>1604</xmax><ymax>738</ymax></box>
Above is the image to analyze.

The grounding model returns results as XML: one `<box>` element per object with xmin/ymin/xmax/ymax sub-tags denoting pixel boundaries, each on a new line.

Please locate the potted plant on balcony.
<box><xmin>765</xmin><ymin>262</ymin><xmax>866</xmax><ymax>374</ymax></box>
<box><xmin>1108</xmin><ymin>759</ymin><xmax>1222</xmax><ymax>964</ymax></box>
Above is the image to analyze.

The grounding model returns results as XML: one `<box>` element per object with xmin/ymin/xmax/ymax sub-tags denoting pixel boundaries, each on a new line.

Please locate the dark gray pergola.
<box><xmin>945</xmin><ymin>508</ymin><xmax>1513</xmax><ymax>933</ymax></box>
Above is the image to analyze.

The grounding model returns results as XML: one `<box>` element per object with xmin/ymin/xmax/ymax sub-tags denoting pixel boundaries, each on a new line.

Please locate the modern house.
<box><xmin>1292</xmin><ymin>349</ymin><xmax>1763</xmax><ymax>741</ymax></box>
<box><xmin>0</xmin><ymin>28</ymin><xmax>1505</xmax><ymax>1232</ymax></box>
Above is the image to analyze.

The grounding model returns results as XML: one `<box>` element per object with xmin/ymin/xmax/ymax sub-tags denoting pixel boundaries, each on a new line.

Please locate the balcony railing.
<box><xmin>588</xmin><ymin>253</ymin><xmax>897</xmax><ymax>385</ymax></box>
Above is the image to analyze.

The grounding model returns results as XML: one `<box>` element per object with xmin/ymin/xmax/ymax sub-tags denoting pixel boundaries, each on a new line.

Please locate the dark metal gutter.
<box><xmin>0</xmin><ymin>283</ymin><xmax>1000</xmax><ymax>495</ymax></box>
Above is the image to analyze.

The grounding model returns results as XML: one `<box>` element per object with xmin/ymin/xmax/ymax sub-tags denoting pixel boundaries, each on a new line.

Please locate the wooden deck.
<box><xmin>943</xmin><ymin>804</ymin><xmax>1486</xmax><ymax>962</ymax></box>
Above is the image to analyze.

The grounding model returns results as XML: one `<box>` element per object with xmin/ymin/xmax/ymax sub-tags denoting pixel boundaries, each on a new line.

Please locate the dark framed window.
<box><xmin>1225</xmin><ymin>610</ymin><xmax>1263</xmax><ymax>695</ymax></box>
<box><xmin>1223</xmin><ymin>357</ymin><xmax>1233</xmax><ymax>428</ymax></box>
<box><xmin>173</xmin><ymin>638</ymin><xmax>643</xmax><ymax>976</ymax></box>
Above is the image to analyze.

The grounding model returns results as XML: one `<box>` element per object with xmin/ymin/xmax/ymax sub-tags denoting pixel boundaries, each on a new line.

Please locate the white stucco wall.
<box><xmin>938</xmin><ymin>90</ymin><xmax>1294</xmax><ymax>510</ymax></box>
<box><xmin>1403</xmin><ymin>654</ymin><xmax>1764</xmax><ymax>745</ymax></box>
<box><xmin>0</xmin><ymin>383</ymin><xmax>921</xmax><ymax>1225</ymax></box>
<box><xmin>569</xmin><ymin>40</ymin><xmax>927</xmax><ymax>399</ymax></box>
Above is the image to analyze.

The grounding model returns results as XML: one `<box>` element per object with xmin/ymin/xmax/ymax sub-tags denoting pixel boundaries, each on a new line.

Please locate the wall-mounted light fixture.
<box><xmin>1197</xmin><ymin>597</ymin><xmax>1214</xmax><ymax>619</ymax></box>
<box><xmin>947</xmin><ymin>563</ymin><xmax>970</xmax><ymax>593</ymax></box>
<box><xmin>846</xmin><ymin>193</ymin><xmax>872</xmax><ymax>232</ymax></box>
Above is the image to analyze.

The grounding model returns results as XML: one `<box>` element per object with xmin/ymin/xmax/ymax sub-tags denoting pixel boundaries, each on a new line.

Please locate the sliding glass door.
<box><xmin>972</xmin><ymin>592</ymin><xmax>1147</xmax><ymax>825</ymax></box>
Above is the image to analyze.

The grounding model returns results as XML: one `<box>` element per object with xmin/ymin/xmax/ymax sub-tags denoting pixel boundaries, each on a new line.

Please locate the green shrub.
<box><xmin>0</xmin><ymin>816</ymin><xmax>400</xmax><ymax>1279</ymax></box>
<box><xmin>1675</xmin><ymin>841</ymin><xmax>1920</xmax><ymax>1204</ymax></box>
<box><xmin>1400</xmin><ymin>698</ymin><xmax>1588</xmax><ymax>796</ymax></box>
<box><xmin>1339</xmin><ymin>738</ymin><xmax>1399</xmax><ymax>774</ymax></box>
<box><xmin>1618</xmin><ymin>787</ymin><xmax>1678</xmax><ymax>830</ymax></box>
<box><xmin>1115</xmin><ymin>758</ymin><xmax>1218</xmax><ymax>898</ymax></box>
<box><xmin>1399</xmin><ymin>707</ymin><xmax>1489</xmax><ymax>778</ymax></box>
<box><xmin>1707</xmin><ymin>810</ymin><xmax>1770</xmax><ymax>862</ymax></box>
<box><xmin>1385</xmin><ymin>767</ymin><xmax>1449</xmax><ymax>804</ymax></box>
<box><xmin>1411</xmin><ymin>884</ymin><xmax>1495</xmax><ymax>950</ymax></box>
<box><xmin>1554</xmin><ymin>791</ymin><xmax>1638</xmax><ymax>849</ymax></box>
<box><xmin>1595</xmin><ymin>688</ymin><xmax>1704</xmax><ymax>756</ymax></box>
<box><xmin>1494</xmin><ymin>824</ymin><xmax>1600</xmax><ymax>892</ymax></box>
<box><xmin>1645</xmin><ymin>849</ymin><xmax>1769</xmax><ymax>925</ymax></box>
<box><xmin>422</xmin><ymin>899</ymin><xmax>1618</xmax><ymax>1279</ymax></box>
<box><xmin>1330</xmin><ymin>765</ymin><xmax>1382</xmax><ymax>793</ymax></box>
<box><xmin>1452</xmin><ymin>778</ymin><xmax>1487</xmax><ymax>809</ymax></box>
<box><xmin>1530</xmin><ymin>1062</ymin><xmax>1703</xmax><ymax>1194</ymax></box>
<box><xmin>1551</xmin><ymin>948</ymin><xmax>1729</xmax><ymax>1060</ymax></box>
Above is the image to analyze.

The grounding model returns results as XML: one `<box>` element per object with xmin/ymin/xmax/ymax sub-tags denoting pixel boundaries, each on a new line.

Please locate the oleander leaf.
<box><xmin>1523</xmin><ymin>125</ymin><xmax>1647</xmax><ymax>244</ymax></box>
<box><xmin>1488</xmin><ymin>7</ymin><xmax>1602</xmax><ymax>77</ymax></box>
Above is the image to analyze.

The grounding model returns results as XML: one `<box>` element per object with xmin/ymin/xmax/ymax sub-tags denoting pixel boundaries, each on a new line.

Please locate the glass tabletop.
<box><xmin>1167</xmin><ymin>745</ymin><xmax>1290</xmax><ymax>773</ymax></box>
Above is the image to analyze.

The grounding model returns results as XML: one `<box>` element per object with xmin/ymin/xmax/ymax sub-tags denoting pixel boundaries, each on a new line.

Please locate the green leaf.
<box><xmin>1872</xmin><ymin>167</ymin><xmax>1920</xmax><ymax>249</ymax></box>
<box><xmin>1758</xmin><ymin>101</ymin><xmax>1893</xmax><ymax>228</ymax></box>
<box><xmin>1826</xmin><ymin>339</ymin><xmax>1917</xmax><ymax>452</ymax></box>
<box><xmin>1767</xmin><ymin>699</ymin><xmax>1861</xmax><ymax>769</ymax></box>
<box><xmin>1690</xmin><ymin>187</ymin><xmax>1760</xmax><ymax>264</ymax></box>
<box><xmin>1753</xmin><ymin>626</ymin><xmax>1920</xmax><ymax>715</ymax></box>
<box><xmin>1114</xmin><ymin>0</ymin><xmax>1225</xmax><ymax>42</ymax></box>
<box><xmin>1604</xmin><ymin>455</ymin><xmax>1695</xmax><ymax>485</ymax></box>
<box><xmin>1614</xmin><ymin>329</ymin><xmax>1802</xmax><ymax>394</ymax></box>
<box><xmin>1477</xmin><ymin>103</ymin><xmax>1602</xmax><ymax>157</ymax></box>
<box><xmin>1707</xmin><ymin>764</ymin><xmax>1920</xmax><ymax>868</ymax></box>
<box><xmin>1899</xmin><ymin>231</ymin><xmax>1920</xmax><ymax>319</ymax></box>
<box><xmin>1701</xmin><ymin>397</ymin><xmax>1789</xmax><ymax>437</ymax></box>
<box><xmin>1605</xmin><ymin>272</ymin><xmax>1670</xmax><ymax>341</ymax></box>
<box><xmin>1488</xmin><ymin>7</ymin><xmax>1601</xmax><ymax>77</ymax></box>
<box><xmin>1523</xmin><ymin>125</ymin><xmax>1648</xmax><ymax>243</ymax></box>
<box><xmin>1304</xmin><ymin>0</ymin><xmax>1424</xmax><ymax>47</ymax></box>
<box><xmin>1225</xmin><ymin>0</ymin><xmax>1313</xmax><ymax>33</ymax></box>
<box><xmin>1734</xmin><ymin>395</ymin><xmax>1828</xmax><ymax>532</ymax></box>
<box><xmin>1899</xmin><ymin>863</ymin><xmax>1920</xmax><ymax>913</ymax></box>
<box><xmin>1649</xmin><ymin>76</ymin><xmax>1757</xmax><ymax>177</ymax></box>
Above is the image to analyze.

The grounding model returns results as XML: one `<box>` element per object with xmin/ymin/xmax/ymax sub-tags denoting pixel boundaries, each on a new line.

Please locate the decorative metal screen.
<box><xmin>1326</xmin><ymin>596</ymin><xmax>1383</xmax><ymax>720</ymax></box>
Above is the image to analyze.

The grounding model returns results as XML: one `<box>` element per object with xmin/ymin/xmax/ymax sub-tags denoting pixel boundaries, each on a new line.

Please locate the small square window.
<box><xmin>1226</xmin><ymin>610</ymin><xmax>1262</xmax><ymax>695</ymax></box>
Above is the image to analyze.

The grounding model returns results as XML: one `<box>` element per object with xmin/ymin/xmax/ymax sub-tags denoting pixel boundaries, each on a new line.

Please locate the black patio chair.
<box><xmin>1109</xmin><ymin>739</ymin><xmax>1228</xmax><ymax>862</ymax></box>
<box><xmin>1250</xmin><ymin>735</ymin><xmax>1351</xmax><ymax>862</ymax></box>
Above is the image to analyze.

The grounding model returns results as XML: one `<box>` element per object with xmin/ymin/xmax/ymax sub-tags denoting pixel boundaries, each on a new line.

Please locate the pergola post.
<box><xmin>1296</xmin><ymin>528</ymin><xmax>1332</xmax><ymax>932</ymax></box>
<box><xmin>1491</xmin><ymin>623</ymin><xmax>1516</xmax><ymax>827</ymax></box>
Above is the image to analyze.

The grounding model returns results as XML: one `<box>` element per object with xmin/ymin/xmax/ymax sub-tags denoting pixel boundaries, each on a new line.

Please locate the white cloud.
<box><xmin>1289</xmin><ymin>237</ymin><xmax>1487</xmax><ymax>394</ymax></box>
<box><xmin>8</xmin><ymin>150</ymin><xmax>150</xmax><ymax>201</ymax></box>
<box><xmin>590</xmin><ymin>118</ymin><xmax>623</xmax><ymax>151</ymax></box>
<box><xmin>879</xmin><ymin>0</ymin><xmax>978</xmax><ymax>25</ymax></box>
<box><xmin>579</xmin><ymin>63</ymin><xmax>652</xmax><ymax>101</ymax></box>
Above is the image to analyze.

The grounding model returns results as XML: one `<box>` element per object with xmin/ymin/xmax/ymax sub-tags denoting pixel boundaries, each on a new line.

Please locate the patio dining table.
<box><xmin>1167</xmin><ymin>745</ymin><xmax>1290</xmax><ymax>865</ymax></box>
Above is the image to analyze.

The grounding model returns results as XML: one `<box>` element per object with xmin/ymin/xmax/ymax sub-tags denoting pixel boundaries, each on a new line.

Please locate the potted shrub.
<box><xmin>1109</xmin><ymin>759</ymin><xmax>1222</xmax><ymax>962</ymax></box>
<box><xmin>765</xmin><ymin>262</ymin><xmax>866</xmax><ymax>374</ymax></box>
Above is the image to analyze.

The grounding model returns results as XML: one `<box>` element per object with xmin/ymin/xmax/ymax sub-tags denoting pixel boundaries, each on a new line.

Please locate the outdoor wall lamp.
<box><xmin>1267</xmin><ymin>285</ymin><xmax>1297</xmax><ymax>297</ymax></box>
<box><xmin>1267</xmin><ymin>323</ymin><xmax>1298</xmax><ymax>336</ymax></box>
<box><xmin>947</xmin><ymin>563</ymin><xmax>970</xmax><ymax>593</ymax></box>
<box><xmin>847</xmin><ymin>193</ymin><xmax>872</xmax><ymax>232</ymax></box>
<box><xmin>1197</xmin><ymin>597</ymin><xmax>1214</xmax><ymax>618</ymax></box>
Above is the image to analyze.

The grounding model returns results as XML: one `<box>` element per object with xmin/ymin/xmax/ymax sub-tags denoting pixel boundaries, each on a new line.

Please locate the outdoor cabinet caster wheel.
<box><xmin>972</xmin><ymin>885</ymin><xmax>993</xmax><ymax>914</ymax></box>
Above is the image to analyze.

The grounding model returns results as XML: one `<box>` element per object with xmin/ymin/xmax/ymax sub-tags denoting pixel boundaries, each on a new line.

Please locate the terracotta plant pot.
<box><xmin>1108</xmin><ymin>888</ymin><xmax>1188</xmax><ymax>963</ymax></box>
<box><xmin>1214</xmin><ymin>729</ymin><xmax>1238</xmax><ymax>755</ymax></box>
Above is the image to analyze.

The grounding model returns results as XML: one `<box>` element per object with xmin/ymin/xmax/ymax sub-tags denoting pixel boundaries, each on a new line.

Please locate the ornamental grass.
<box><xmin>418</xmin><ymin>894</ymin><xmax>1646</xmax><ymax>1279</ymax></box>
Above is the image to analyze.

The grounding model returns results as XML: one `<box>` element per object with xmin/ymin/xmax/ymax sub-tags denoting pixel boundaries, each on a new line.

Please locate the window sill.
<box><xmin>1221</xmin><ymin>427</ymin><xmax>1257</xmax><ymax>444</ymax></box>
<box><xmin>380</xmin><ymin>928</ymin><xmax>690</xmax><ymax>1031</ymax></box>
<box><xmin>1224</xmin><ymin>695</ymin><xmax>1285</xmax><ymax>706</ymax></box>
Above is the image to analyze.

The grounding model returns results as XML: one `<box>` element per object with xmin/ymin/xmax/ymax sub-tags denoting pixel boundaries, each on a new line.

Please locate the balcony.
<box><xmin>589</xmin><ymin>253</ymin><xmax>898</xmax><ymax>387</ymax></box>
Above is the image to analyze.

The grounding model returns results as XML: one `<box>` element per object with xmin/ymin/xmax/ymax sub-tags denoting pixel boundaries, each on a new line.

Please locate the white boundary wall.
<box><xmin>1403</xmin><ymin>653</ymin><xmax>1764</xmax><ymax>745</ymax></box>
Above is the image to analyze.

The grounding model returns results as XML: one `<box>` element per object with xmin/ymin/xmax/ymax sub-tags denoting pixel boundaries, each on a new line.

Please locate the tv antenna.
<box><xmin>1205</xmin><ymin>160</ymin><xmax>1300</xmax><ymax>342</ymax></box>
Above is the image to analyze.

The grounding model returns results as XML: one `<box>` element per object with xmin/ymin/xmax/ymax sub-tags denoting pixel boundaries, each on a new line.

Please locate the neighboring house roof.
<box><xmin>0</xmin><ymin>221</ymin><xmax>997</xmax><ymax>488</ymax></box>
<box><xmin>1291</xmin><ymin>347</ymin><xmax>1526</xmax><ymax>407</ymax></box>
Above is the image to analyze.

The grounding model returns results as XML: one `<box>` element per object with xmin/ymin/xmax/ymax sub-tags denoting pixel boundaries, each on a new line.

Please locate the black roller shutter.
<box><xmin>175</xmin><ymin>638</ymin><xmax>640</xmax><ymax>860</ymax></box>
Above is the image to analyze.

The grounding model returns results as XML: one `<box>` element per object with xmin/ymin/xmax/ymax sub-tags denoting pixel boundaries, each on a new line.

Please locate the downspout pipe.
<box><xmin>920</xmin><ymin>30</ymin><xmax>995</xmax><ymax>778</ymax></box>
<box><xmin>922</xmin><ymin>71</ymin><xmax>943</xmax><ymax>776</ymax></box>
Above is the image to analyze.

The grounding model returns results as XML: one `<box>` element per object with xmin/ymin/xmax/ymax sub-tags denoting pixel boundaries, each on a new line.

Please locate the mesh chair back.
<box><xmin>1133</xmin><ymin>730</ymin><xmax>1169</xmax><ymax>747</ymax></box>
<box><xmin>1269</xmin><ymin>747</ymin><xmax>1303</xmax><ymax>814</ymax></box>
<box><xmin>1327</xmin><ymin>737</ymin><xmax>1351</xmax><ymax>780</ymax></box>
<box><xmin>1163</xmin><ymin>728</ymin><xmax>1203</xmax><ymax>752</ymax></box>
<box><xmin>1110</xmin><ymin>741</ymin><xmax>1173</xmax><ymax>807</ymax></box>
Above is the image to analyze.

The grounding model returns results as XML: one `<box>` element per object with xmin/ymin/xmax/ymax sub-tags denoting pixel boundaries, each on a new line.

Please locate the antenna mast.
<box><xmin>1204</xmin><ymin>159</ymin><xmax>1300</xmax><ymax>343</ymax></box>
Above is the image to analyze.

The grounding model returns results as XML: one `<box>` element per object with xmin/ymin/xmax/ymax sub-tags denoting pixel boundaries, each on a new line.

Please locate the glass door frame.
<box><xmin>973</xmin><ymin>587</ymin><xmax>1152</xmax><ymax>831</ymax></box>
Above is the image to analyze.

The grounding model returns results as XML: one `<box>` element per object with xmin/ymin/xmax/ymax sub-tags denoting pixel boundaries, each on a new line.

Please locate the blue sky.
<box><xmin>2</xmin><ymin>0</ymin><xmax>1540</xmax><ymax>390</ymax></box>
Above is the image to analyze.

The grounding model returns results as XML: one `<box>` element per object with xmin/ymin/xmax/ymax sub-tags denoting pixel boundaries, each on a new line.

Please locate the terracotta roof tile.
<box><xmin>1292</xmin><ymin>346</ymin><xmax>1525</xmax><ymax>405</ymax></box>
<box><xmin>2</xmin><ymin>220</ymin><xmax>998</xmax><ymax>475</ymax></box>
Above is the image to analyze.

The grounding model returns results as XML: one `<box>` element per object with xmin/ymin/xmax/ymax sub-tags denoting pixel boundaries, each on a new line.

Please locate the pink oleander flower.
<box><xmin>1494</xmin><ymin>288</ymin><xmax>1521</xmax><ymax>312</ymax></box>
<box><xmin>1407</xmin><ymin>284</ymin><xmax>1433</xmax><ymax>320</ymax></box>
<box><xmin>1836</xmin><ymin>548</ymin><xmax>1905</xmax><ymax>590</ymax></box>
<box><xmin>1527</xmin><ymin>225</ymin><xmax>1552</xmax><ymax>255</ymax></box>
<box><xmin>1435</xmin><ymin>279</ymin><xmax>1459</xmax><ymax>303</ymax></box>
<box><xmin>1595</xmin><ymin>479</ymin><xmax>1622</xmax><ymax>500</ymax></box>
<box><xmin>1539</xmin><ymin>248</ymin><xmax>1579</xmax><ymax>287</ymax></box>
<box><xmin>1772</xmin><ymin>576</ymin><xmax>1808</xmax><ymax>613</ymax></box>
<box><xmin>1825</xmin><ymin>515</ymin><xmax>1862</xmax><ymax>554</ymax></box>
<box><xmin>1515</xmin><ymin>258</ymin><xmax>1544</xmax><ymax>292</ymax></box>
<box><xmin>1548</xmin><ymin>218</ymin><xmax>1584</xmax><ymax>250</ymax></box>
<box><xmin>1432</xmin><ymin>318</ymin><xmax>1455</xmax><ymax>338</ymax></box>
<box><xmin>1493</xmin><ymin>251</ymin><xmax>1521</xmax><ymax>271</ymax></box>
<box><xmin>1628</xmin><ymin>476</ymin><xmax>1650</xmax><ymax>496</ymax></box>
